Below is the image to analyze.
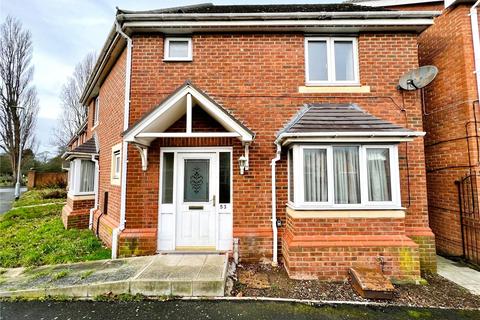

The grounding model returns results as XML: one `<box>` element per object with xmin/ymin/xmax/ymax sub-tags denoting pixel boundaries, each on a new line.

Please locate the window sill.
<box><xmin>110</xmin><ymin>178</ymin><xmax>121</xmax><ymax>186</ymax></box>
<box><xmin>299</xmin><ymin>85</ymin><xmax>370</xmax><ymax>94</ymax></box>
<box><xmin>163</xmin><ymin>58</ymin><xmax>193</xmax><ymax>62</ymax></box>
<box><xmin>67</xmin><ymin>192</ymin><xmax>95</xmax><ymax>200</ymax></box>
<box><xmin>286</xmin><ymin>204</ymin><xmax>405</xmax><ymax>218</ymax></box>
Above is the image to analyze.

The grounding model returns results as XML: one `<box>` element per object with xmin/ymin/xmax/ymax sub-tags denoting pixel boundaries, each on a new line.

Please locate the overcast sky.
<box><xmin>0</xmin><ymin>0</ymin><xmax>335</xmax><ymax>156</ymax></box>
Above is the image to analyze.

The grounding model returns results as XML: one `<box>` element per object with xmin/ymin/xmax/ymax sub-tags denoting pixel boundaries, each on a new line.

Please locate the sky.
<box><xmin>0</xmin><ymin>0</ymin><xmax>336</xmax><ymax>156</ymax></box>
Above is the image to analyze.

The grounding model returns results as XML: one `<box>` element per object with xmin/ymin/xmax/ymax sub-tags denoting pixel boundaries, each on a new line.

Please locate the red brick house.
<box><xmin>62</xmin><ymin>3</ymin><xmax>439</xmax><ymax>281</ymax></box>
<box><xmin>354</xmin><ymin>0</ymin><xmax>480</xmax><ymax>266</ymax></box>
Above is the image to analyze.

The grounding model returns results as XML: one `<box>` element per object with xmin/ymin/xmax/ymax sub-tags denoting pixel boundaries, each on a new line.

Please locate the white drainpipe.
<box><xmin>114</xmin><ymin>20</ymin><xmax>132</xmax><ymax>258</ymax></box>
<box><xmin>270</xmin><ymin>141</ymin><xmax>282</xmax><ymax>267</ymax></box>
<box><xmin>89</xmin><ymin>155</ymin><xmax>99</xmax><ymax>230</ymax></box>
<box><xmin>471</xmin><ymin>1</ymin><xmax>480</xmax><ymax>103</ymax></box>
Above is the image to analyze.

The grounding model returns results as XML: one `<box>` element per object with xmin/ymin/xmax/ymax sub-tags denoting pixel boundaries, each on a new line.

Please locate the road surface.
<box><xmin>0</xmin><ymin>300</ymin><xmax>479</xmax><ymax>320</ymax></box>
<box><xmin>0</xmin><ymin>187</ymin><xmax>26</xmax><ymax>214</ymax></box>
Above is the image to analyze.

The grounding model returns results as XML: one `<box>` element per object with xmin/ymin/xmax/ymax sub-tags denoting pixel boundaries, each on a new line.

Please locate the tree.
<box><xmin>53</xmin><ymin>52</ymin><xmax>96</xmax><ymax>150</ymax></box>
<box><xmin>0</xmin><ymin>16</ymin><xmax>39</xmax><ymax>184</ymax></box>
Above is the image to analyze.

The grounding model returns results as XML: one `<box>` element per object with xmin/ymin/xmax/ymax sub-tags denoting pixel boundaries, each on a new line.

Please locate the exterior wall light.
<box><xmin>239</xmin><ymin>155</ymin><xmax>248</xmax><ymax>175</ymax></box>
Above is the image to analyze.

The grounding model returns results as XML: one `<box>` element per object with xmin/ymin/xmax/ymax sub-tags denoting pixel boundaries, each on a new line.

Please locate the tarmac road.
<box><xmin>1</xmin><ymin>300</ymin><xmax>479</xmax><ymax>320</ymax></box>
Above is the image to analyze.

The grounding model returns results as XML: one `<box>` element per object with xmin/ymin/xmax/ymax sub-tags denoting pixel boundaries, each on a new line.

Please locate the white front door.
<box><xmin>175</xmin><ymin>152</ymin><xmax>217</xmax><ymax>248</ymax></box>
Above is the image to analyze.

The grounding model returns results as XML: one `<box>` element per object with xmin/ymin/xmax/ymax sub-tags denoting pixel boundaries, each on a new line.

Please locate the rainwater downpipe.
<box><xmin>89</xmin><ymin>155</ymin><xmax>99</xmax><ymax>230</ymax></box>
<box><xmin>270</xmin><ymin>141</ymin><xmax>282</xmax><ymax>267</ymax></box>
<box><xmin>472</xmin><ymin>1</ymin><xmax>480</xmax><ymax>104</ymax></box>
<box><xmin>113</xmin><ymin>19</ymin><xmax>132</xmax><ymax>259</ymax></box>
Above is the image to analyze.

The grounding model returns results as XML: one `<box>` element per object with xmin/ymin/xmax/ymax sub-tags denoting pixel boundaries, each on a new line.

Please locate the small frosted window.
<box><xmin>168</xmin><ymin>41</ymin><xmax>189</xmax><ymax>58</ymax></box>
<box><xmin>162</xmin><ymin>153</ymin><xmax>174</xmax><ymax>204</ymax></box>
<box><xmin>219</xmin><ymin>152</ymin><xmax>231</xmax><ymax>204</ymax></box>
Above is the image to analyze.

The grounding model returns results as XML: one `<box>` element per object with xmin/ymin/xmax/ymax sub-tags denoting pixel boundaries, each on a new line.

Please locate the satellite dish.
<box><xmin>398</xmin><ymin>65</ymin><xmax>438</xmax><ymax>91</ymax></box>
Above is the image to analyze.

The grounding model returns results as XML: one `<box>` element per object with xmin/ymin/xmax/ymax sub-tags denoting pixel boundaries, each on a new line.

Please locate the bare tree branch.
<box><xmin>52</xmin><ymin>52</ymin><xmax>96</xmax><ymax>150</ymax></box>
<box><xmin>0</xmin><ymin>16</ymin><xmax>39</xmax><ymax>183</ymax></box>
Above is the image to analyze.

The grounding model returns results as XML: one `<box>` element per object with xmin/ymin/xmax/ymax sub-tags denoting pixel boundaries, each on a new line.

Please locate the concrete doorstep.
<box><xmin>0</xmin><ymin>254</ymin><xmax>228</xmax><ymax>299</ymax></box>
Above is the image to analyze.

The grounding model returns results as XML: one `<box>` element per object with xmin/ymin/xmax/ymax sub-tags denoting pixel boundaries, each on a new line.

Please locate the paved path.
<box><xmin>437</xmin><ymin>256</ymin><xmax>480</xmax><ymax>295</ymax></box>
<box><xmin>0</xmin><ymin>254</ymin><xmax>227</xmax><ymax>298</ymax></box>
<box><xmin>0</xmin><ymin>187</ymin><xmax>26</xmax><ymax>214</ymax></box>
<box><xmin>8</xmin><ymin>201</ymin><xmax>66</xmax><ymax>210</ymax></box>
<box><xmin>1</xmin><ymin>300</ymin><xmax>479</xmax><ymax>320</ymax></box>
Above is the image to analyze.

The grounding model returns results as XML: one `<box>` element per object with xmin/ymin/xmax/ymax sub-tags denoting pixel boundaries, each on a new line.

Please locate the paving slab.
<box><xmin>0</xmin><ymin>253</ymin><xmax>227</xmax><ymax>298</ymax></box>
<box><xmin>437</xmin><ymin>255</ymin><xmax>480</xmax><ymax>295</ymax></box>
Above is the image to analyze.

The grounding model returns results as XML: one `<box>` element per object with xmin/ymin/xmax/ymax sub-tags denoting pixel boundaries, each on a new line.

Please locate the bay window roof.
<box><xmin>277</xmin><ymin>103</ymin><xmax>424</xmax><ymax>145</ymax></box>
<box><xmin>62</xmin><ymin>137</ymin><xmax>99</xmax><ymax>160</ymax></box>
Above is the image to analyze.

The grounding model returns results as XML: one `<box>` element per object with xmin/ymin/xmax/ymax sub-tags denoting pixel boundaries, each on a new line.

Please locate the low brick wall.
<box><xmin>61</xmin><ymin>194</ymin><xmax>94</xmax><ymax>229</ymax></box>
<box><xmin>234</xmin><ymin>227</ymin><xmax>273</xmax><ymax>263</ymax></box>
<box><xmin>118</xmin><ymin>228</ymin><xmax>157</xmax><ymax>257</ymax></box>
<box><xmin>28</xmin><ymin>170</ymin><xmax>67</xmax><ymax>189</ymax></box>
<box><xmin>281</xmin><ymin>209</ymin><xmax>421</xmax><ymax>281</ymax></box>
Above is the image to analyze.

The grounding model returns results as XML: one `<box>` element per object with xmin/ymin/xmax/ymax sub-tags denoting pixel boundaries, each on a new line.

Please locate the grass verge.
<box><xmin>0</xmin><ymin>202</ymin><xmax>111</xmax><ymax>268</ymax></box>
<box><xmin>13</xmin><ymin>188</ymin><xmax>67</xmax><ymax>208</ymax></box>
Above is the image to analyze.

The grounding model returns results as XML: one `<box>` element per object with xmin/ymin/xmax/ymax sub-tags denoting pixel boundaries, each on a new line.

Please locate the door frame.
<box><xmin>157</xmin><ymin>147</ymin><xmax>233</xmax><ymax>252</ymax></box>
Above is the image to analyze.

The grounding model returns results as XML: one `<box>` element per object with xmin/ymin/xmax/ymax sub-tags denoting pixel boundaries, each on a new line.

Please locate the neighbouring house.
<box><xmin>352</xmin><ymin>0</ymin><xmax>480</xmax><ymax>267</ymax></box>
<box><xmin>62</xmin><ymin>3</ymin><xmax>439</xmax><ymax>281</ymax></box>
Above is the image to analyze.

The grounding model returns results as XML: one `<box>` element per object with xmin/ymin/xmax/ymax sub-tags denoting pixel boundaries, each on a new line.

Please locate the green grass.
<box><xmin>13</xmin><ymin>188</ymin><xmax>67</xmax><ymax>208</ymax></box>
<box><xmin>0</xmin><ymin>203</ymin><xmax>111</xmax><ymax>268</ymax></box>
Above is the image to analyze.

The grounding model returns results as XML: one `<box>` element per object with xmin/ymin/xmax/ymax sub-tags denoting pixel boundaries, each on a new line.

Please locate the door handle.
<box><xmin>211</xmin><ymin>195</ymin><xmax>216</xmax><ymax>207</ymax></box>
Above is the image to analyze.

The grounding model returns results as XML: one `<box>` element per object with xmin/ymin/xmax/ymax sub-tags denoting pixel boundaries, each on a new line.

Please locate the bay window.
<box><xmin>68</xmin><ymin>158</ymin><xmax>96</xmax><ymax>195</ymax></box>
<box><xmin>305</xmin><ymin>37</ymin><xmax>359</xmax><ymax>86</ymax></box>
<box><xmin>288</xmin><ymin>144</ymin><xmax>400</xmax><ymax>209</ymax></box>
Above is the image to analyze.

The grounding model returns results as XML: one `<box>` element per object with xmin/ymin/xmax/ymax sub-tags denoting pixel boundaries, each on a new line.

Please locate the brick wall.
<box><xmin>418</xmin><ymin>4</ymin><xmax>478</xmax><ymax>257</ymax></box>
<box><xmin>114</xmin><ymin>32</ymin><xmax>435</xmax><ymax>276</ymax></box>
<box><xmin>61</xmin><ymin>195</ymin><xmax>94</xmax><ymax>229</ymax></box>
<box><xmin>27</xmin><ymin>171</ymin><xmax>67</xmax><ymax>189</ymax></box>
<box><xmin>86</xmin><ymin>49</ymin><xmax>127</xmax><ymax>247</ymax></box>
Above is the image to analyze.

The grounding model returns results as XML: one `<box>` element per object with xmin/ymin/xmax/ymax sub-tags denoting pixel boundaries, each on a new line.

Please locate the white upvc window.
<box><xmin>113</xmin><ymin>151</ymin><xmax>121</xmax><ymax>179</ymax></box>
<box><xmin>288</xmin><ymin>144</ymin><xmax>400</xmax><ymax>210</ymax></box>
<box><xmin>68</xmin><ymin>158</ymin><xmax>96</xmax><ymax>196</ymax></box>
<box><xmin>111</xmin><ymin>143</ymin><xmax>122</xmax><ymax>185</ymax></box>
<box><xmin>93</xmin><ymin>96</ymin><xmax>100</xmax><ymax>126</ymax></box>
<box><xmin>305</xmin><ymin>37</ymin><xmax>359</xmax><ymax>86</ymax></box>
<box><xmin>164</xmin><ymin>37</ymin><xmax>193</xmax><ymax>61</ymax></box>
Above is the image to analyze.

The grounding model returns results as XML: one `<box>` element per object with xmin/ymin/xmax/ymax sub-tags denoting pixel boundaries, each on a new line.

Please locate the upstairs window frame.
<box><xmin>164</xmin><ymin>37</ymin><xmax>193</xmax><ymax>61</ymax></box>
<box><xmin>305</xmin><ymin>37</ymin><xmax>360</xmax><ymax>86</ymax></box>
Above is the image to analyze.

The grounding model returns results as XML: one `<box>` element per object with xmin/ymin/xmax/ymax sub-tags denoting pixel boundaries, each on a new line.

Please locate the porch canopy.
<box><xmin>276</xmin><ymin>103</ymin><xmax>425</xmax><ymax>145</ymax></box>
<box><xmin>123</xmin><ymin>81</ymin><xmax>255</xmax><ymax>147</ymax></box>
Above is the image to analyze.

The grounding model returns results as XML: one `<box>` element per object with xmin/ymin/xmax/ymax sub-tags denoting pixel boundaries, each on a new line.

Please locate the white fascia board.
<box><xmin>353</xmin><ymin>0</ymin><xmax>441</xmax><ymax>7</ymax></box>
<box><xmin>186</xmin><ymin>86</ymin><xmax>254</xmax><ymax>142</ymax></box>
<box><xmin>279</xmin><ymin>131</ymin><xmax>426</xmax><ymax>138</ymax></box>
<box><xmin>123</xmin><ymin>86</ymin><xmax>189</xmax><ymax>143</ymax></box>
<box><xmin>123</xmin><ymin>18</ymin><xmax>436</xmax><ymax>29</ymax></box>
<box><xmin>123</xmin><ymin>84</ymin><xmax>254</xmax><ymax>144</ymax></box>
<box><xmin>281</xmin><ymin>137</ymin><xmax>416</xmax><ymax>146</ymax></box>
<box><xmin>277</xmin><ymin>131</ymin><xmax>425</xmax><ymax>145</ymax></box>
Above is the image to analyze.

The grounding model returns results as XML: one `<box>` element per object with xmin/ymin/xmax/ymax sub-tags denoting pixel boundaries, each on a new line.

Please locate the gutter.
<box><xmin>114</xmin><ymin>18</ymin><xmax>133</xmax><ymax>258</ymax></box>
<box><xmin>116</xmin><ymin>11</ymin><xmax>441</xmax><ymax>21</ymax></box>
<box><xmin>471</xmin><ymin>1</ymin><xmax>480</xmax><ymax>105</ymax></box>
<box><xmin>270</xmin><ymin>142</ymin><xmax>282</xmax><ymax>267</ymax></box>
<box><xmin>276</xmin><ymin>131</ymin><xmax>426</xmax><ymax>139</ymax></box>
